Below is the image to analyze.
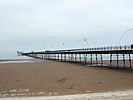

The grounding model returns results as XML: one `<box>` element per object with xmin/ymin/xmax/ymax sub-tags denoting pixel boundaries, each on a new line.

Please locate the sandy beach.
<box><xmin>0</xmin><ymin>60</ymin><xmax>133</xmax><ymax>98</ymax></box>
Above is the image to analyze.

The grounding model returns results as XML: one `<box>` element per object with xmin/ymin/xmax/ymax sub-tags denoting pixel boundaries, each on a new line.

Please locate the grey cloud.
<box><xmin>0</xmin><ymin>0</ymin><xmax>133</xmax><ymax>52</ymax></box>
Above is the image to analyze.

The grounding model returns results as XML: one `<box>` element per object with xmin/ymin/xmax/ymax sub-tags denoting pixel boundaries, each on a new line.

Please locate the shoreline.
<box><xmin>0</xmin><ymin>90</ymin><xmax>133</xmax><ymax>100</ymax></box>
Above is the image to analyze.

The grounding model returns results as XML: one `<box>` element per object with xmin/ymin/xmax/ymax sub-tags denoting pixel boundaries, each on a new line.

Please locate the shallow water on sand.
<box><xmin>0</xmin><ymin>60</ymin><xmax>34</xmax><ymax>64</ymax></box>
<box><xmin>0</xmin><ymin>53</ymin><xmax>34</xmax><ymax>63</ymax></box>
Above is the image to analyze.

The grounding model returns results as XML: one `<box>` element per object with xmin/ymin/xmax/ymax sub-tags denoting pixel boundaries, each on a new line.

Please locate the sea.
<box><xmin>0</xmin><ymin>52</ymin><xmax>34</xmax><ymax>64</ymax></box>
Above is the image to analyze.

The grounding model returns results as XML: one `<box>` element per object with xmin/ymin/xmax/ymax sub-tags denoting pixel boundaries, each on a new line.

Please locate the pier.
<box><xmin>22</xmin><ymin>45</ymin><xmax>133</xmax><ymax>69</ymax></box>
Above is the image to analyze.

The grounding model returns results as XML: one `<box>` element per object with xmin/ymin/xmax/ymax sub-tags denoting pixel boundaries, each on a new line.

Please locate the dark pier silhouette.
<box><xmin>21</xmin><ymin>45</ymin><xmax>133</xmax><ymax>70</ymax></box>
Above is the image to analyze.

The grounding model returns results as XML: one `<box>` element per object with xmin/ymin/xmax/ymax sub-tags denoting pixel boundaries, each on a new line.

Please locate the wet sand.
<box><xmin>0</xmin><ymin>60</ymin><xmax>133</xmax><ymax>97</ymax></box>
<box><xmin>1</xmin><ymin>90</ymin><xmax>133</xmax><ymax>100</ymax></box>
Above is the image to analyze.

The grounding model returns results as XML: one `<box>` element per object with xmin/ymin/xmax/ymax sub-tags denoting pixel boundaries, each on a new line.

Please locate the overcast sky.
<box><xmin>0</xmin><ymin>0</ymin><xmax>133</xmax><ymax>53</ymax></box>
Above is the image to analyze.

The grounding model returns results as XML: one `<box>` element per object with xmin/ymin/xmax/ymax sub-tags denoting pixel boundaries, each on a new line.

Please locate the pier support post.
<box><xmin>48</xmin><ymin>54</ymin><xmax>50</xmax><ymax>60</ymax></box>
<box><xmin>75</xmin><ymin>54</ymin><xmax>77</xmax><ymax>63</ymax></box>
<box><xmin>54</xmin><ymin>54</ymin><xmax>56</xmax><ymax>60</ymax></box>
<box><xmin>61</xmin><ymin>54</ymin><xmax>63</xmax><ymax>61</ymax></box>
<box><xmin>91</xmin><ymin>53</ymin><xmax>92</xmax><ymax>66</ymax></box>
<box><xmin>71</xmin><ymin>54</ymin><xmax>73</xmax><ymax>62</ymax></box>
<box><xmin>84</xmin><ymin>54</ymin><xmax>85</xmax><ymax>64</ymax></box>
<box><xmin>66</xmin><ymin>54</ymin><xmax>68</xmax><ymax>62</ymax></box>
<box><xmin>84</xmin><ymin>54</ymin><xmax>86</xmax><ymax>64</ymax></box>
<box><xmin>96</xmin><ymin>54</ymin><xmax>98</xmax><ymax>66</ymax></box>
<box><xmin>101</xmin><ymin>54</ymin><xmax>103</xmax><ymax>66</ymax></box>
<box><xmin>85</xmin><ymin>54</ymin><xmax>87</xmax><ymax>64</ymax></box>
<box><xmin>68</xmin><ymin>54</ymin><xmax>71</xmax><ymax>62</ymax></box>
<box><xmin>64</xmin><ymin>54</ymin><xmax>66</xmax><ymax>62</ymax></box>
<box><xmin>57</xmin><ymin>54</ymin><xmax>59</xmax><ymax>61</ymax></box>
<box><xmin>79</xmin><ymin>54</ymin><xmax>81</xmax><ymax>63</ymax></box>
<box><xmin>72</xmin><ymin>54</ymin><xmax>74</xmax><ymax>62</ymax></box>
<box><xmin>117</xmin><ymin>53</ymin><xmax>119</xmax><ymax>69</ymax></box>
<box><xmin>123</xmin><ymin>53</ymin><xmax>125</xmax><ymax>68</ymax></box>
<box><xmin>110</xmin><ymin>54</ymin><xmax>112</xmax><ymax>69</ymax></box>
<box><xmin>41</xmin><ymin>54</ymin><xmax>43</xmax><ymax>59</ymax></box>
<box><xmin>129</xmin><ymin>53</ymin><xmax>132</xmax><ymax>68</ymax></box>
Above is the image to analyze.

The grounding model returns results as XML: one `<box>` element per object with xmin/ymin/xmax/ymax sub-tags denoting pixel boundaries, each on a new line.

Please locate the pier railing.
<box><xmin>53</xmin><ymin>45</ymin><xmax>131</xmax><ymax>52</ymax></box>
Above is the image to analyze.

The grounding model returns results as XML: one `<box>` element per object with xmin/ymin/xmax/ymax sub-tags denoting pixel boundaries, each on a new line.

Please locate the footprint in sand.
<box><xmin>56</xmin><ymin>77</ymin><xmax>70</xmax><ymax>84</ymax></box>
<box><xmin>67</xmin><ymin>84</ymin><xmax>75</xmax><ymax>89</ymax></box>
<box><xmin>16</xmin><ymin>80</ymin><xmax>22</xmax><ymax>84</ymax></box>
<box><xmin>97</xmin><ymin>81</ymin><xmax>103</xmax><ymax>84</ymax></box>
